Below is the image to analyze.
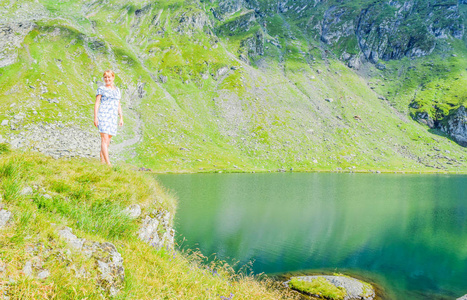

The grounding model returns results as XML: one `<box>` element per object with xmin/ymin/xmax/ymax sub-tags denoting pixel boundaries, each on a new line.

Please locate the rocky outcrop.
<box><xmin>286</xmin><ymin>275</ymin><xmax>375</xmax><ymax>300</ymax></box>
<box><xmin>0</xmin><ymin>22</ymin><xmax>36</xmax><ymax>67</ymax></box>
<box><xmin>58</xmin><ymin>227</ymin><xmax>125</xmax><ymax>296</ymax></box>
<box><xmin>321</xmin><ymin>6</ymin><xmax>355</xmax><ymax>46</ymax></box>
<box><xmin>239</xmin><ymin>29</ymin><xmax>264</xmax><ymax>62</ymax></box>
<box><xmin>457</xmin><ymin>294</ymin><xmax>467</xmax><ymax>300</ymax></box>
<box><xmin>414</xmin><ymin>112</ymin><xmax>435</xmax><ymax>129</ymax></box>
<box><xmin>138</xmin><ymin>209</ymin><xmax>175</xmax><ymax>250</ymax></box>
<box><xmin>219</xmin><ymin>10</ymin><xmax>257</xmax><ymax>34</ymax></box>
<box><xmin>174</xmin><ymin>9</ymin><xmax>211</xmax><ymax>36</ymax></box>
<box><xmin>212</xmin><ymin>0</ymin><xmax>245</xmax><ymax>20</ymax></box>
<box><xmin>355</xmin><ymin>1</ymin><xmax>463</xmax><ymax>63</ymax></box>
<box><xmin>439</xmin><ymin>106</ymin><xmax>467</xmax><ymax>147</ymax></box>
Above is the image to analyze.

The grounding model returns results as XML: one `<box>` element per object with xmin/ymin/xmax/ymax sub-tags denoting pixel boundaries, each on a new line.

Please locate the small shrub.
<box><xmin>0</xmin><ymin>143</ymin><xmax>11</xmax><ymax>154</ymax></box>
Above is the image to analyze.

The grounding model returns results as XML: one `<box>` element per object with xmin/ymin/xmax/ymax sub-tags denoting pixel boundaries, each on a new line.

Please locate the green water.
<box><xmin>156</xmin><ymin>173</ymin><xmax>467</xmax><ymax>299</ymax></box>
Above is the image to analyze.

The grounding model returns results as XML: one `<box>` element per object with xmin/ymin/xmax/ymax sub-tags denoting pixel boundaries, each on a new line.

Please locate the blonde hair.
<box><xmin>103</xmin><ymin>70</ymin><xmax>115</xmax><ymax>78</ymax></box>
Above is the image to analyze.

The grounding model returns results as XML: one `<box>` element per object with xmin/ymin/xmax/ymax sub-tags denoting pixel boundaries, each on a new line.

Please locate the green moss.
<box><xmin>289</xmin><ymin>277</ymin><xmax>346</xmax><ymax>300</ymax></box>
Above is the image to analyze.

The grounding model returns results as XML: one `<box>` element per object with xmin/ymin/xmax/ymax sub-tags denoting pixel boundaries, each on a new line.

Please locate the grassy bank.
<box><xmin>0</xmin><ymin>147</ymin><xmax>298</xmax><ymax>299</ymax></box>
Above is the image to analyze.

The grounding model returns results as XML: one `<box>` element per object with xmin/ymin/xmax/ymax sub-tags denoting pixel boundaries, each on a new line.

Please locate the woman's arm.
<box><xmin>118</xmin><ymin>102</ymin><xmax>123</xmax><ymax>126</ymax></box>
<box><xmin>94</xmin><ymin>95</ymin><xmax>101</xmax><ymax>127</ymax></box>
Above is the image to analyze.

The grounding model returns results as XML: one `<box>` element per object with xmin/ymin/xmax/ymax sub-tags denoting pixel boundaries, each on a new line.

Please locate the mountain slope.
<box><xmin>0</xmin><ymin>0</ymin><xmax>466</xmax><ymax>172</ymax></box>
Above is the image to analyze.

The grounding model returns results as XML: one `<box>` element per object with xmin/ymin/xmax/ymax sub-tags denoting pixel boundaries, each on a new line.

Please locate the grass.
<box><xmin>0</xmin><ymin>148</ymin><xmax>298</xmax><ymax>299</ymax></box>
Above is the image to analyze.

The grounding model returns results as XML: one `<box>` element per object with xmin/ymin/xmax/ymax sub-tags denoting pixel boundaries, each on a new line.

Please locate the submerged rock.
<box><xmin>286</xmin><ymin>275</ymin><xmax>375</xmax><ymax>300</ymax></box>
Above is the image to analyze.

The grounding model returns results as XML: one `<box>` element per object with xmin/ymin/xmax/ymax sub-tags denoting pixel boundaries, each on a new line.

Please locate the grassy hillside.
<box><xmin>0</xmin><ymin>146</ymin><xmax>298</xmax><ymax>299</ymax></box>
<box><xmin>0</xmin><ymin>0</ymin><xmax>466</xmax><ymax>173</ymax></box>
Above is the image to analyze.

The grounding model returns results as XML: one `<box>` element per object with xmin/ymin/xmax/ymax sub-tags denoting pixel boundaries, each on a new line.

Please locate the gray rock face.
<box><xmin>0</xmin><ymin>22</ymin><xmax>36</xmax><ymax>68</ymax></box>
<box><xmin>58</xmin><ymin>227</ymin><xmax>124</xmax><ymax>296</ymax></box>
<box><xmin>139</xmin><ymin>210</ymin><xmax>175</xmax><ymax>250</ymax></box>
<box><xmin>239</xmin><ymin>30</ymin><xmax>264</xmax><ymax>62</ymax></box>
<box><xmin>174</xmin><ymin>8</ymin><xmax>211</xmax><ymax>36</ymax></box>
<box><xmin>440</xmin><ymin>106</ymin><xmax>467</xmax><ymax>147</ymax></box>
<box><xmin>457</xmin><ymin>294</ymin><xmax>467</xmax><ymax>300</ymax></box>
<box><xmin>415</xmin><ymin>112</ymin><xmax>435</xmax><ymax>129</ymax></box>
<box><xmin>321</xmin><ymin>6</ymin><xmax>355</xmax><ymax>46</ymax></box>
<box><xmin>93</xmin><ymin>243</ymin><xmax>124</xmax><ymax>297</ymax></box>
<box><xmin>286</xmin><ymin>275</ymin><xmax>375</xmax><ymax>300</ymax></box>
<box><xmin>356</xmin><ymin>1</ymin><xmax>463</xmax><ymax>62</ymax></box>
<box><xmin>212</xmin><ymin>0</ymin><xmax>245</xmax><ymax>20</ymax></box>
<box><xmin>0</xmin><ymin>209</ymin><xmax>12</xmax><ymax>229</ymax></box>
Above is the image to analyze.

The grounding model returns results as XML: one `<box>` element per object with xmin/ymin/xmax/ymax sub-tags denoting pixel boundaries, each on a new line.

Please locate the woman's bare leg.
<box><xmin>100</xmin><ymin>133</ymin><xmax>111</xmax><ymax>166</ymax></box>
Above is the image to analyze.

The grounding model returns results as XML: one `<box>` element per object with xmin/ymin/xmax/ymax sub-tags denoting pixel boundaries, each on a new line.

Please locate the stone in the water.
<box><xmin>286</xmin><ymin>275</ymin><xmax>375</xmax><ymax>300</ymax></box>
<box><xmin>457</xmin><ymin>295</ymin><xmax>467</xmax><ymax>300</ymax></box>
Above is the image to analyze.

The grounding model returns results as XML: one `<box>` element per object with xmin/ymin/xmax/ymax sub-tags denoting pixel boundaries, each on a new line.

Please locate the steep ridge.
<box><xmin>0</xmin><ymin>0</ymin><xmax>466</xmax><ymax>172</ymax></box>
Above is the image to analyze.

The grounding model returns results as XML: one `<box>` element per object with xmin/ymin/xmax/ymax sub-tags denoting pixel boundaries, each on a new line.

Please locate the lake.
<box><xmin>156</xmin><ymin>173</ymin><xmax>467</xmax><ymax>299</ymax></box>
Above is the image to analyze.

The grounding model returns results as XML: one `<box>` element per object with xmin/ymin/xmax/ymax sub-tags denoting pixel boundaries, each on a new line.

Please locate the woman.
<box><xmin>94</xmin><ymin>70</ymin><xmax>123</xmax><ymax>166</ymax></box>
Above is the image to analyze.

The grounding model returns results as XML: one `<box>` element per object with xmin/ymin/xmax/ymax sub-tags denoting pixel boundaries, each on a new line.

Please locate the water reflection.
<box><xmin>157</xmin><ymin>173</ymin><xmax>467</xmax><ymax>299</ymax></box>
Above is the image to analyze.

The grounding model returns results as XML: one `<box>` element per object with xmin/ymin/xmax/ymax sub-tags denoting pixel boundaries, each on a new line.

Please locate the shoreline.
<box><xmin>149</xmin><ymin>168</ymin><xmax>467</xmax><ymax>175</ymax></box>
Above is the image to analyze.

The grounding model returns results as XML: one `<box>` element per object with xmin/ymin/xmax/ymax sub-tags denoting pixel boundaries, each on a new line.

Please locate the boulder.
<box><xmin>286</xmin><ymin>275</ymin><xmax>375</xmax><ymax>300</ymax></box>
<box><xmin>457</xmin><ymin>294</ymin><xmax>467</xmax><ymax>300</ymax></box>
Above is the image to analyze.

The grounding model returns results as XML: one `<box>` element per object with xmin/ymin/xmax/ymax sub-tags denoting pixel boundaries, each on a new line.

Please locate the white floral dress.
<box><xmin>96</xmin><ymin>86</ymin><xmax>121</xmax><ymax>136</ymax></box>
